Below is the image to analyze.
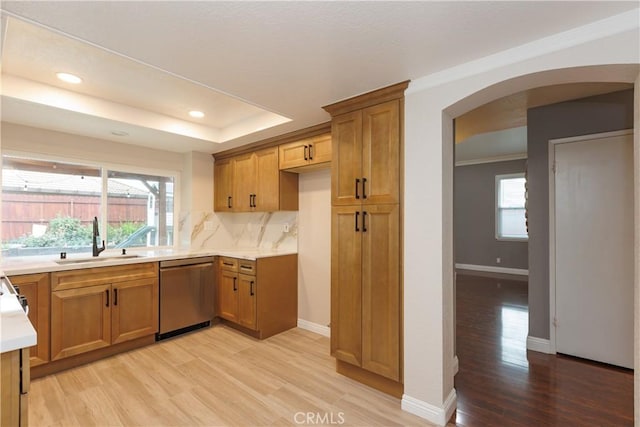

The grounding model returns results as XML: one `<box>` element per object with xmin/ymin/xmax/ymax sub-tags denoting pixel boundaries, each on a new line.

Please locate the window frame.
<box><xmin>495</xmin><ymin>172</ymin><xmax>528</xmax><ymax>242</ymax></box>
<box><xmin>1</xmin><ymin>150</ymin><xmax>180</xmax><ymax>255</ymax></box>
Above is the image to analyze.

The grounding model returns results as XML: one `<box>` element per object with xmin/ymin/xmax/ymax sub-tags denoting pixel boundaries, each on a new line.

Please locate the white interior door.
<box><xmin>553</xmin><ymin>130</ymin><xmax>633</xmax><ymax>369</ymax></box>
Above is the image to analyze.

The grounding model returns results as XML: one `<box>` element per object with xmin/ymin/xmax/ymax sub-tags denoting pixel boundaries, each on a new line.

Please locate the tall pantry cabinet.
<box><xmin>323</xmin><ymin>81</ymin><xmax>408</xmax><ymax>397</ymax></box>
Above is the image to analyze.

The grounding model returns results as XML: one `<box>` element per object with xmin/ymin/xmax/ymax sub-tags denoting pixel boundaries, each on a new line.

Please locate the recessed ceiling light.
<box><xmin>56</xmin><ymin>72</ymin><xmax>83</xmax><ymax>84</ymax></box>
<box><xmin>111</xmin><ymin>130</ymin><xmax>129</xmax><ymax>137</ymax></box>
<box><xmin>189</xmin><ymin>110</ymin><xmax>205</xmax><ymax>118</ymax></box>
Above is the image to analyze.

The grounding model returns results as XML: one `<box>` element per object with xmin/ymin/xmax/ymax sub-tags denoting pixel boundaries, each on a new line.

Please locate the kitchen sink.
<box><xmin>55</xmin><ymin>254</ymin><xmax>143</xmax><ymax>265</ymax></box>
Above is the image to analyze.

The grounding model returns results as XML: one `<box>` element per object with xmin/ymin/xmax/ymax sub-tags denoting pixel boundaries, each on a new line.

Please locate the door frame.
<box><xmin>548</xmin><ymin>128</ymin><xmax>634</xmax><ymax>354</ymax></box>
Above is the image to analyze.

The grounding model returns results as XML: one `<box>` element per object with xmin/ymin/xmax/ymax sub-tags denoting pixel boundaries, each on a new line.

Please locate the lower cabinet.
<box><xmin>217</xmin><ymin>255</ymin><xmax>296</xmax><ymax>339</ymax></box>
<box><xmin>218</xmin><ymin>268</ymin><xmax>239</xmax><ymax>322</ymax></box>
<box><xmin>237</xmin><ymin>273</ymin><xmax>257</xmax><ymax>330</ymax></box>
<box><xmin>50</xmin><ymin>263</ymin><xmax>158</xmax><ymax>361</ymax></box>
<box><xmin>8</xmin><ymin>273</ymin><xmax>50</xmax><ymax>367</ymax></box>
<box><xmin>0</xmin><ymin>348</ymin><xmax>29</xmax><ymax>427</ymax></box>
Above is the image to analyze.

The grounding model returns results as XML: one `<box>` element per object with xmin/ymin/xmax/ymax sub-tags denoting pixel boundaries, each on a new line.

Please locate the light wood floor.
<box><xmin>29</xmin><ymin>326</ymin><xmax>435</xmax><ymax>426</ymax></box>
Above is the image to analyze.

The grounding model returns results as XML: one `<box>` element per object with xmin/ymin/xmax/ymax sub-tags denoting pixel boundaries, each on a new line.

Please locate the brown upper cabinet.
<box><xmin>330</xmin><ymin>100</ymin><xmax>400</xmax><ymax>206</ymax></box>
<box><xmin>278</xmin><ymin>133</ymin><xmax>332</xmax><ymax>171</ymax></box>
<box><xmin>213</xmin><ymin>158</ymin><xmax>234</xmax><ymax>212</ymax></box>
<box><xmin>214</xmin><ymin>146</ymin><xmax>298</xmax><ymax>212</ymax></box>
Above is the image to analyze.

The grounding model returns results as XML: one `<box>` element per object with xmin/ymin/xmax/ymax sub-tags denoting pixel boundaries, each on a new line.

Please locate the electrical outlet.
<box><xmin>496</xmin><ymin>257</ymin><xmax>501</xmax><ymax>264</ymax></box>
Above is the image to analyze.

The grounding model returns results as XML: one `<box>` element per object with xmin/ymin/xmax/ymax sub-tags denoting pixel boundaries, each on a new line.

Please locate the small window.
<box><xmin>496</xmin><ymin>173</ymin><xmax>527</xmax><ymax>241</ymax></box>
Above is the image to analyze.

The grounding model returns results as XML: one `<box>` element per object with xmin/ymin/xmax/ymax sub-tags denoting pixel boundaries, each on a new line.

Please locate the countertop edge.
<box><xmin>1</xmin><ymin>248</ymin><xmax>298</xmax><ymax>276</ymax></box>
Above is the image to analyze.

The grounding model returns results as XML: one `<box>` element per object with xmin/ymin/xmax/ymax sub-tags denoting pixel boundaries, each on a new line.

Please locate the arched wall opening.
<box><xmin>402</xmin><ymin>17</ymin><xmax>639</xmax><ymax>425</ymax></box>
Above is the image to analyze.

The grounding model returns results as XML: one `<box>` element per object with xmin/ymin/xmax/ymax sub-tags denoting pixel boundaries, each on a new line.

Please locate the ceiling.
<box><xmin>1</xmin><ymin>1</ymin><xmax>638</xmax><ymax>154</ymax></box>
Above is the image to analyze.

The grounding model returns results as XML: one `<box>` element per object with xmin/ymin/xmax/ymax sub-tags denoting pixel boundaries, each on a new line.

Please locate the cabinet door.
<box><xmin>214</xmin><ymin>158</ymin><xmax>234</xmax><ymax>212</ymax></box>
<box><xmin>51</xmin><ymin>284</ymin><xmax>111</xmax><ymax>360</ymax></box>
<box><xmin>10</xmin><ymin>273</ymin><xmax>50</xmax><ymax>366</ymax></box>
<box><xmin>111</xmin><ymin>278</ymin><xmax>158</xmax><ymax>344</ymax></box>
<box><xmin>254</xmin><ymin>147</ymin><xmax>279</xmax><ymax>211</ymax></box>
<box><xmin>218</xmin><ymin>270</ymin><xmax>239</xmax><ymax>322</ymax></box>
<box><xmin>361</xmin><ymin>204</ymin><xmax>400</xmax><ymax>381</ymax></box>
<box><xmin>237</xmin><ymin>274</ymin><xmax>257</xmax><ymax>330</ymax></box>
<box><xmin>332</xmin><ymin>111</ymin><xmax>363</xmax><ymax>206</ymax></box>
<box><xmin>279</xmin><ymin>139</ymin><xmax>311</xmax><ymax>170</ymax></box>
<box><xmin>309</xmin><ymin>134</ymin><xmax>332</xmax><ymax>165</ymax></box>
<box><xmin>362</xmin><ymin>100</ymin><xmax>400</xmax><ymax>205</ymax></box>
<box><xmin>331</xmin><ymin>205</ymin><xmax>362</xmax><ymax>366</ymax></box>
<box><xmin>233</xmin><ymin>153</ymin><xmax>255</xmax><ymax>212</ymax></box>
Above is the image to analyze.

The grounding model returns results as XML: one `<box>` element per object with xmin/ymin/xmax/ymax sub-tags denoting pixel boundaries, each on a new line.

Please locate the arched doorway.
<box><xmin>402</xmin><ymin>50</ymin><xmax>639</xmax><ymax>425</ymax></box>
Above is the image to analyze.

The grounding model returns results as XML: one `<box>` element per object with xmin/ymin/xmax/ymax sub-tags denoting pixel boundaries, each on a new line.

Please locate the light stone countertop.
<box><xmin>0</xmin><ymin>247</ymin><xmax>297</xmax><ymax>276</ymax></box>
<box><xmin>0</xmin><ymin>279</ymin><xmax>37</xmax><ymax>353</ymax></box>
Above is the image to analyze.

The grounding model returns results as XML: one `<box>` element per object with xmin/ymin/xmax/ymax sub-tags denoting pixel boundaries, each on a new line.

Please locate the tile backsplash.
<box><xmin>179</xmin><ymin>210</ymin><xmax>298</xmax><ymax>252</ymax></box>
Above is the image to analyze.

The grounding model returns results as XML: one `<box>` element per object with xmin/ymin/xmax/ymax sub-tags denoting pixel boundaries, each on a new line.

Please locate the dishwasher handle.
<box><xmin>160</xmin><ymin>262</ymin><xmax>213</xmax><ymax>272</ymax></box>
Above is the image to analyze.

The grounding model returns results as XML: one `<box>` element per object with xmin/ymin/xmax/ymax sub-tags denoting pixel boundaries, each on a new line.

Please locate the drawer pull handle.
<box><xmin>355</xmin><ymin>178</ymin><xmax>360</xmax><ymax>199</ymax></box>
<box><xmin>355</xmin><ymin>211</ymin><xmax>360</xmax><ymax>232</ymax></box>
<box><xmin>233</xmin><ymin>277</ymin><xmax>237</xmax><ymax>291</ymax></box>
<box><xmin>309</xmin><ymin>144</ymin><xmax>313</xmax><ymax>160</ymax></box>
<box><xmin>304</xmin><ymin>145</ymin><xmax>308</xmax><ymax>161</ymax></box>
<box><xmin>223</xmin><ymin>262</ymin><xmax>234</xmax><ymax>266</ymax></box>
<box><xmin>106</xmin><ymin>289</ymin><xmax>110</xmax><ymax>307</ymax></box>
<box><xmin>227</xmin><ymin>196</ymin><xmax>232</xmax><ymax>209</ymax></box>
<box><xmin>114</xmin><ymin>288</ymin><xmax>118</xmax><ymax>306</ymax></box>
<box><xmin>250</xmin><ymin>281</ymin><xmax>255</xmax><ymax>296</ymax></box>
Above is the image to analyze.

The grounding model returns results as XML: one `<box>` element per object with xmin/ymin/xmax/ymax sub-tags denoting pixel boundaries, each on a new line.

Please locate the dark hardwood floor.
<box><xmin>452</xmin><ymin>273</ymin><xmax>634</xmax><ymax>426</ymax></box>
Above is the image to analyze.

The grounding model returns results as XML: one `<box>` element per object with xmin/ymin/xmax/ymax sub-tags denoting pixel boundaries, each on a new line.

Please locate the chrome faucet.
<box><xmin>92</xmin><ymin>216</ymin><xmax>105</xmax><ymax>257</ymax></box>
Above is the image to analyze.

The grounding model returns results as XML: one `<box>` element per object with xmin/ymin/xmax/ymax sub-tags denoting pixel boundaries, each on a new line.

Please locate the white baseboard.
<box><xmin>455</xmin><ymin>263</ymin><xmax>528</xmax><ymax>276</ymax></box>
<box><xmin>526</xmin><ymin>336</ymin><xmax>555</xmax><ymax>354</ymax></box>
<box><xmin>401</xmin><ymin>389</ymin><xmax>457</xmax><ymax>426</ymax></box>
<box><xmin>297</xmin><ymin>319</ymin><xmax>330</xmax><ymax>337</ymax></box>
<box><xmin>453</xmin><ymin>355</ymin><xmax>459</xmax><ymax>375</ymax></box>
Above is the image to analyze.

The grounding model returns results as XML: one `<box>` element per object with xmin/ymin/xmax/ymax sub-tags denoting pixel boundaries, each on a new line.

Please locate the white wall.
<box><xmin>1</xmin><ymin>122</ymin><xmax>182</xmax><ymax>172</ymax></box>
<box><xmin>402</xmin><ymin>10</ymin><xmax>639</xmax><ymax>425</ymax></box>
<box><xmin>297</xmin><ymin>169</ymin><xmax>331</xmax><ymax>334</ymax></box>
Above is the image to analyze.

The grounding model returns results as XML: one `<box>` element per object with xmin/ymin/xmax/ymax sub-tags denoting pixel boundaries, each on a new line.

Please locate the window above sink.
<box><xmin>2</xmin><ymin>154</ymin><xmax>177</xmax><ymax>258</ymax></box>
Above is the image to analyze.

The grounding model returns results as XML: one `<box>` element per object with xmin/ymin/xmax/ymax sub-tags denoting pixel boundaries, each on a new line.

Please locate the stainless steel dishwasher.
<box><xmin>158</xmin><ymin>256</ymin><xmax>215</xmax><ymax>340</ymax></box>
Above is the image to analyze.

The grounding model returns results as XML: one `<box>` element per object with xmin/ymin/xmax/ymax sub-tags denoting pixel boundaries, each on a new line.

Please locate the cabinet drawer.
<box><xmin>219</xmin><ymin>257</ymin><xmax>238</xmax><ymax>272</ymax></box>
<box><xmin>237</xmin><ymin>260</ymin><xmax>256</xmax><ymax>275</ymax></box>
<box><xmin>51</xmin><ymin>262</ymin><xmax>158</xmax><ymax>291</ymax></box>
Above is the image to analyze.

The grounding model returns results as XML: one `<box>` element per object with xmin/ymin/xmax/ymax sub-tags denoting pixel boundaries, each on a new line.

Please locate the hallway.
<box><xmin>452</xmin><ymin>273</ymin><xmax>634</xmax><ymax>425</ymax></box>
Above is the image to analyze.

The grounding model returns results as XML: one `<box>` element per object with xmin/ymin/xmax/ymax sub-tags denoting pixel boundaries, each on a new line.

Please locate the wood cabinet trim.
<box><xmin>322</xmin><ymin>81</ymin><xmax>409</xmax><ymax>117</ymax></box>
<box><xmin>213</xmin><ymin>122</ymin><xmax>331</xmax><ymax>160</ymax></box>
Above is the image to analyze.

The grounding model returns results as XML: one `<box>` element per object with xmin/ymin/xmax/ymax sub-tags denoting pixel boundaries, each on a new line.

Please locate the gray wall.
<box><xmin>527</xmin><ymin>89</ymin><xmax>634</xmax><ymax>339</ymax></box>
<box><xmin>454</xmin><ymin>159</ymin><xmax>528</xmax><ymax>269</ymax></box>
